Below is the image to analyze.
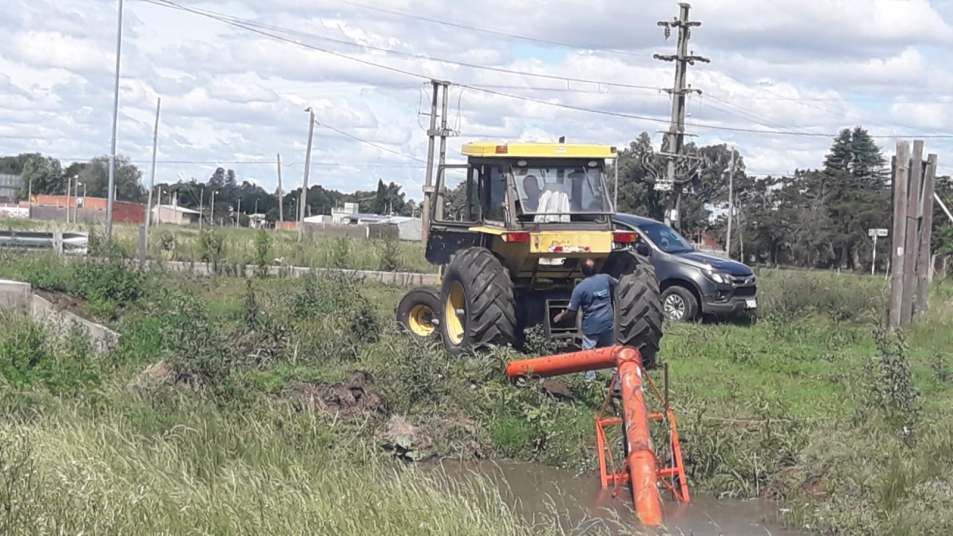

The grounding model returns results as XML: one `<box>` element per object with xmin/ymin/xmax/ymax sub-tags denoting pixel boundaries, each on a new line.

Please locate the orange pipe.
<box><xmin>505</xmin><ymin>345</ymin><xmax>621</xmax><ymax>378</ymax></box>
<box><xmin>616</xmin><ymin>347</ymin><xmax>663</xmax><ymax>527</ymax></box>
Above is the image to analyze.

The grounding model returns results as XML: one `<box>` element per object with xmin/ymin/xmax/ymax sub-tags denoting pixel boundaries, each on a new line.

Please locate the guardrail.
<box><xmin>0</xmin><ymin>230</ymin><xmax>89</xmax><ymax>255</ymax></box>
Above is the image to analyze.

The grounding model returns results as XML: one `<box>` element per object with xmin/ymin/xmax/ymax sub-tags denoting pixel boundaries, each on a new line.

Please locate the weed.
<box><xmin>198</xmin><ymin>230</ymin><xmax>226</xmax><ymax>271</ymax></box>
<box><xmin>931</xmin><ymin>353</ymin><xmax>950</xmax><ymax>384</ymax></box>
<box><xmin>863</xmin><ymin>329</ymin><xmax>922</xmax><ymax>442</ymax></box>
<box><xmin>378</xmin><ymin>238</ymin><xmax>402</xmax><ymax>272</ymax></box>
<box><xmin>328</xmin><ymin>236</ymin><xmax>351</xmax><ymax>269</ymax></box>
<box><xmin>253</xmin><ymin>229</ymin><xmax>272</xmax><ymax>277</ymax></box>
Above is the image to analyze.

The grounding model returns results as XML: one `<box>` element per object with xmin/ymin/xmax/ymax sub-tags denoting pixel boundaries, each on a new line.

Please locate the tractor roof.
<box><xmin>462</xmin><ymin>141</ymin><xmax>617</xmax><ymax>159</ymax></box>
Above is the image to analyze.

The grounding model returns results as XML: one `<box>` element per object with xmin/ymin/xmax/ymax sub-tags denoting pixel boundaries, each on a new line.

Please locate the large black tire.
<box><xmin>615</xmin><ymin>262</ymin><xmax>664</xmax><ymax>369</ymax></box>
<box><xmin>661</xmin><ymin>285</ymin><xmax>699</xmax><ymax>322</ymax></box>
<box><xmin>439</xmin><ymin>248</ymin><xmax>517</xmax><ymax>355</ymax></box>
<box><xmin>396</xmin><ymin>287</ymin><xmax>441</xmax><ymax>339</ymax></box>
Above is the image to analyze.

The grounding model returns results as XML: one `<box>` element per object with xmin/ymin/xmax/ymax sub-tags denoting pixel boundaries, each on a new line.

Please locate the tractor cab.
<box><xmin>426</xmin><ymin>142</ymin><xmax>636</xmax><ymax>281</ymax></box>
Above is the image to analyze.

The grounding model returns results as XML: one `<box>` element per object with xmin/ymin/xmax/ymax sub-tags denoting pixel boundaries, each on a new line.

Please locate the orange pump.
<box><xmin>505</xmin><ymin>345</ymin><xmax>689</xmax><ymax>527</ymax></box>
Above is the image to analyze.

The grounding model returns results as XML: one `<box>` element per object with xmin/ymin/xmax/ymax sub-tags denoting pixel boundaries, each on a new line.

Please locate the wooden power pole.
<box><xmin>655</xmin><ymin>2</ymin><xmax>708</xmax><ymax>231</ymax></box>
<box><xmin>276</xmin><ymin>153</ymin><xmax>284</xmax><ymax>227</ymax></box>
<box><xmin>298</xmin><ymin>108</ymin><xmax>315</xmax><ymax>242</ymax></box>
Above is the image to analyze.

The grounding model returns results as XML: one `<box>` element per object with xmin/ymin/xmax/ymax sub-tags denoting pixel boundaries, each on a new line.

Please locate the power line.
<box><xmin>137</xmin><ymin>0</ymin><xmax>953</xmax><ymax>140</ymax></box>
<box><xmin>314</xmin><ymin>120</ymin><xmax>426</xmax><ymax>163</ymax></box>
<box><xmin>337</xmin><ymin>0</ymin><xmax>651</xmax><ymax>61</ymax></box>
<box><xmin>142</xmin><ymin>0</ymin><xmax>665</xmax><ymax>92</ymax></box>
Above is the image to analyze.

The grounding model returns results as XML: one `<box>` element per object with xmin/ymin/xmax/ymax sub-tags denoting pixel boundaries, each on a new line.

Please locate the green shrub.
<box><xmin>0</xmin><ymin>315</ymin><xmax>100</xmax><ymax>394</ymax></box>
<box><xmin>253</xmin><ymin>229</ymin><xmax>272</xmax><ymax>276</ymax></box>
<box><xmin>328</xmin><ymin>237</ymin><xmax>351</xmax><ymax>269</ymax></box>
<box><xmin>198</xmin><ymin>230</ymin><xmax>226</xmax><ymax>270</ymax></box>
<box><xmin>70</xmin><ymin>259</ymin><xmax>144</xmax><ymax>319</ymax></box>
<box><xmin>863</xmin><ymin>329</ymin><xmax>922</xmax><ymax>442</ymax></box>
<box><xmin>378</xmin><ymin>238</ymin><xmax>402</xmax><ymax>272</ymax></box>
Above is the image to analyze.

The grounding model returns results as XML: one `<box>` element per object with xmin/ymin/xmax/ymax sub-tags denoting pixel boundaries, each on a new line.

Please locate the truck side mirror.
<box><xmin>635</xmin><ymin>241</ymin><xmax>651</xmax><ymax>257</ymax></box>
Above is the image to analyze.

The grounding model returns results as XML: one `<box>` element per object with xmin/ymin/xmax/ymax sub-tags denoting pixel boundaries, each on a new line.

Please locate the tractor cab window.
<box><xmin>513</xmin><ymin>161</ymin><xmax>610</xmax><ymax>222</ymax></box>
<box><xmin>438</xmin><ymin>166</ymin><xmax>479</xmax><ymax>223</ymax></box>
<box><xmin>483</xmin><ymin>165</ymin><xmax>507</xmax><ymax>223</ymax></box>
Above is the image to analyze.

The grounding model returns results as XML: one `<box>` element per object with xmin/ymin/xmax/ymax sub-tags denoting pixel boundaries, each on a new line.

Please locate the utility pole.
<box><xmin>655</xmin><ymin>2</ymin><xmax>708</xmax><ymax>231</ymax></box>
<box><xmin>276</xmin><ymin>153</ymin><xmax>284</xmax><ymax>227</ymax></box>
<box><xmin>65</xmin><ymin>174</ymin><xmax>73</xmax><ymax>224</ymax></box>
<box><xmin>725</xmin><ymin>147</ymin><xmax>735</xmax><ymax>258</ymax></box>
<box><xmin>106</xmin><ymin>0</ymin><xmax>124</xmax><ymax>239</ymax></box>
<box><xmin>236</xmin><ymin>198</ymin><xmax>241</xmax><ymax>228</ymax></box>
<box><xmin>144</xmin><ymin>96</ymin><xmax>161</xmax><ymax>246</ymax></box>
<box><xmin>198</xmin><ymin>186</ymin><xmax>204</xmax><ymax>232</ymax></box>
<box><xmin>210</xmin><ymin>190</ymin><xmax>216</xmax><ymax>227</ymax></box>
<box><xmin>298</xmin><ymin>107</ymin><xmax>316</xmax><ymax>242</ymax></box>
<box><xmin>421</xmin><ymin>80</ymin><xmax>441</xmax><ymax>243</ymax></box>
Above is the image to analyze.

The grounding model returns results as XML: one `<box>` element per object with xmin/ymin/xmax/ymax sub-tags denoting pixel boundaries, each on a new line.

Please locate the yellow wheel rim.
<box><xmin>407</xmin><ymin>304</ymin><xmax>435</xmax><ymax>337</ymax></box>
<box><xmin>445</xmin><ymin>281</ymin><xmax>466</xmax><ymax>345</ymax></box>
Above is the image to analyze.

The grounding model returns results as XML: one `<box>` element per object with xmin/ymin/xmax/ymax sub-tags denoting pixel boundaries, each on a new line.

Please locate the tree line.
<box><xmin>614</xmin><ymin>127</ymin><xmax>953</xmax><ymax>272</ymax></box>
<box><xmin>0</xmin><ymin>154</ymin><xmax>415</xmax><ymax>224</ymax></box>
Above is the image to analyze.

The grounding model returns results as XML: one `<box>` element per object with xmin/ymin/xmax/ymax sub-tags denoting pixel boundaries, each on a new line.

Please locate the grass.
<box><xmin>1</xmin><ymin>251</ymin><xmax>952</xmax><ymax>534</ymax></box>
<box><xmin>0</xmin><ymin>218</ymin><xmax>432</xmax><ymax>273</ymax></box>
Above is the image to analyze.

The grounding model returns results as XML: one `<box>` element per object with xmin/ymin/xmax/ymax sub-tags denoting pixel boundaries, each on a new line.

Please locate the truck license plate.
<box><xmin>745</xmin><ymin>298</ymin><xmax>757</xmax><ymax>309</ymax></box>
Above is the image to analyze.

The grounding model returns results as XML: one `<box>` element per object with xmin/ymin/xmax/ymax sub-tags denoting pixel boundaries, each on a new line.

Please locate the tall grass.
<box><xmin>0</xmin><ymin>401</ymin><xmax>589</xmax><ymax>535</ymax></box>
<box><xmin>0</xmin><ymin>219</ymin><xmax>432</xmax><ymax>273</ymax></box>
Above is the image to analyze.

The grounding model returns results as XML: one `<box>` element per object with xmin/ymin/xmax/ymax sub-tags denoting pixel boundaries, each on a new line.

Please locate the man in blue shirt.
<box><xmin>554</xmin><ymin>258</ymin><xmax>618</xmax><ymax>349</ymax></box>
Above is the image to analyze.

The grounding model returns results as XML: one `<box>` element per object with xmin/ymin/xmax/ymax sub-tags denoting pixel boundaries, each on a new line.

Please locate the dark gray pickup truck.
<box><xmin>613</xmin><ymin>213</ymin><xmax>757</xmax><ymax>322</ymax></box>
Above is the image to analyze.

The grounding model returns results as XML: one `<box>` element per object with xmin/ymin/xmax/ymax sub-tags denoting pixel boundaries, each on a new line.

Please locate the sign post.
<box><xmin>869</xmin><ymin>228</ymin><xmax>888</xmax><ymax>275</ymax></box>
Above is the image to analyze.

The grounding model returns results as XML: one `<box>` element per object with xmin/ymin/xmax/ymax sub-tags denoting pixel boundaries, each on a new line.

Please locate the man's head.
<box><xmin>581</xmin><ymin>258</ymin><xmax>597</xmax><ymax>277</ymax></box>
<box><xmin>522</xmin><ymin>175</ymin><xmax>540</xmax><ymax>211</ymax></box>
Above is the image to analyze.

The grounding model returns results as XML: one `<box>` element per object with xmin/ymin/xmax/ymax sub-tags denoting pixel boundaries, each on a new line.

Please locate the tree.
<box><xmin>373</xmin><ymin>179</ymin><xmax>387</xmax><ymax>215</ymax></box>
<box><xmin>19</xmin><ymin>154</ymin><xmax>63</xmax><ymax>198</ymax></box>
<box><xmin>74</xmin><ymin>156</ymin><xmax>145</xmax><ymax>202</ymax></box>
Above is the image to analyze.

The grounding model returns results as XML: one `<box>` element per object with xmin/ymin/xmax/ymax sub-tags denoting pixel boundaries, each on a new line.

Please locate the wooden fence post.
<box><xmin>889</xmin><ymin>142</ymin><xmax>910</xmax><ymax>328</ymax></box>
<box><xmin>900</xmin><ymin>141</ymin><xmax>924</xmax><ymax>325</ymax></box>
<box><xmin>915</xmin><ymin>154</ymin><xmax>937</xmax><ymax>316</ymax></box>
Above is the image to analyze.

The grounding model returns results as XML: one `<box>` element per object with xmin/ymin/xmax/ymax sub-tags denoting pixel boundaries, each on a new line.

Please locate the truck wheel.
<box><xmin>396</xmin><ymin>287</ymin><xmax>441</xmax><ymax>339</ymax></box>
<box><xmin>615</xmin><ymin>263</ymin><xmax>664</xmax><ymax>369</ymax></box>
<box><xmin>439</xmin><ymin>247</ymin><xmax>517</xmax><ymax>355</ymax></box>
<box><xmin>661</xmin><ymin>286</ymin><xmax>699</xmax><ymax>322</ymax></box>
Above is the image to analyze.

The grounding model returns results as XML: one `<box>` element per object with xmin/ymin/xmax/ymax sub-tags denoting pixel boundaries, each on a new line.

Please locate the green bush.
<box><xmin>378</xmin><ymin>238</ymin><xmax>402</xmax><ymax>272</ymax></box>
<box><xmin>0</xmin><ymin>315</ymin><xmax>100</xmax><ymax>394</ymax></box>
<box><xmin>198</xmin><ymin>230</ymin><xmax>226</xmax><ymax>269</ymax></box>
<box><xmin>70</xmin><ymin>259</ymin><xmax>144</xmax><ymax>319</ymax></box>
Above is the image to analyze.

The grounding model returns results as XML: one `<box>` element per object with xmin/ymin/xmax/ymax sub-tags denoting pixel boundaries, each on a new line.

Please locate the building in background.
<box><xmin>0</xmin><ymin>174</ymin><xmax>23</xmax><ymax>203</ymax></box>
<box><xmin>31</xmin><ymin>195</ymin><xmax>144</xmax><ymax>224</ymax></box>
<box><xmin>330</xmin><ymin>202</ymin><xmax>359</xmax><ymax>224</ymax></box>
<box><xmin>152</xmin><ymin>204</ymin><xmax>200</xmax><ymax>226</ymax></box>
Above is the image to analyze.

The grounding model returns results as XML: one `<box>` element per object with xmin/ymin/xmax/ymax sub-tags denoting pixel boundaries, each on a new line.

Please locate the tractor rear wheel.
<box><xmin>396</xmin><ymin>287</ymin><xmax>441</xmax><ymax>339</ymax></box>
<box><xmin>439</xmin><ymin>247</ymin><xmax>517</xmax><ymax>355</ymax></box>
<box><xmin>615</xmin><ymin>262</ymin><xmax>664</xmax><ymax>369</ymax></box>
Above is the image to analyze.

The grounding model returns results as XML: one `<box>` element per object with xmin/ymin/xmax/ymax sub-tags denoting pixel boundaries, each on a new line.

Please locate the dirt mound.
<box><xmin>128</xmin><ymin>361</ymin><xmax>176</xmax><ymax>391</ymax></box>
<box><xmin>284</xmin><ymin>371</ymin><xmax>383</xmax><ymax>418</ymax></box>
<box><xmin>380</xmin><ymin>415</ymin><xmax>434</xmax><ymax>462</ymax></box>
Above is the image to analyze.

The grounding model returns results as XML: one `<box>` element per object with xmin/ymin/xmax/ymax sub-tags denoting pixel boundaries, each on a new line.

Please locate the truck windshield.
<box><xmin>639</xmin><ymin>222</ymin><xmax>695</xmax><ymax>254</ymax></box>
<box><xmin>513</xmin><ymin>163</ymin><xmax>610</xmax><ymax>222</ymax></box>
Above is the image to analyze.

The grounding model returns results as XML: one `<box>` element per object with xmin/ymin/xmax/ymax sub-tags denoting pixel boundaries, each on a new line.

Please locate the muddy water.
<box><xmin>437</xmin><ymin>460</ymin><xmax>803</xmax><ymax>535</ymax></box>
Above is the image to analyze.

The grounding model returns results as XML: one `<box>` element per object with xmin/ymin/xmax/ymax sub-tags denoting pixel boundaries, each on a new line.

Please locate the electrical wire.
<box><xmin>142</xmin><ymin>0</ymin><xmax>665</xmax><ymax>92</ymax></box>
<box><xmin>337</xmin><ymin>0</ymin><xmax>652</xmax><ymax>62</ymax></box>
<box><xmin>136</xmin><ymin>0</ymin><xmax>953</xmax><ymax>140</ymax></box>
<box><xmin>314</xmin><ymin>120</ymin><xmax>426</xmax><ymax>163</ymax></box>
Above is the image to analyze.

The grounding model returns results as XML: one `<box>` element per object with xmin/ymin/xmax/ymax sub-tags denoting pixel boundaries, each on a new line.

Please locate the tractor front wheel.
<box><xmin>396</xmin><ymin>287</ymin><xmax>441</xmax><ymax>339</ymax></box>
<box><xmin>439</xmin><ymin>248</ymin><xmax>517</xmax><ymax>355</ymax></box>
<box><xmin>615</xmin><ymin>262</ymin><xmax>664</xmax><ymax>369</ymax></box>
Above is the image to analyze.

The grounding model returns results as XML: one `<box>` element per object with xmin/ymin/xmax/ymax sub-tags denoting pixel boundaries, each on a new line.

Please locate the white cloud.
<box><xmin>2</xmin><ymin>0</ymin><xmax>953</xmax><ymax>198</ymax></box>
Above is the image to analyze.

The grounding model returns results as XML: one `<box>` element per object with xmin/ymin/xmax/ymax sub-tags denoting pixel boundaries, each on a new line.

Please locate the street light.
<box><xmin>209</xmin><ymin>190</ymin><xmax>217</xmax><ymax>228</ymax></box>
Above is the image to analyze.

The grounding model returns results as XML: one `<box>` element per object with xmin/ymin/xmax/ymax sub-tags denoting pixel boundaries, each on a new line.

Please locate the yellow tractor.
<box><xmin>396</xmin><ymin>141</ymin><xmax>663</xmax><ymax>366</ymax></box>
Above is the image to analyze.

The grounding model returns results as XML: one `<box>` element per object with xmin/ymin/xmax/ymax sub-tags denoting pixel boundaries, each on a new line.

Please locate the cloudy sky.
<box><xmin>2</xmin><ymin>0</ymin><xmax>953</xmax><ymax>198</ymax></box>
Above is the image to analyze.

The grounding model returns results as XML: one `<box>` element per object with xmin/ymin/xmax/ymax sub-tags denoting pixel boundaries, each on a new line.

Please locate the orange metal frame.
<box><xmin>506</xmin><ymin>345</ymin><xmax>690</xmax><ymax>527</ymax></box>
